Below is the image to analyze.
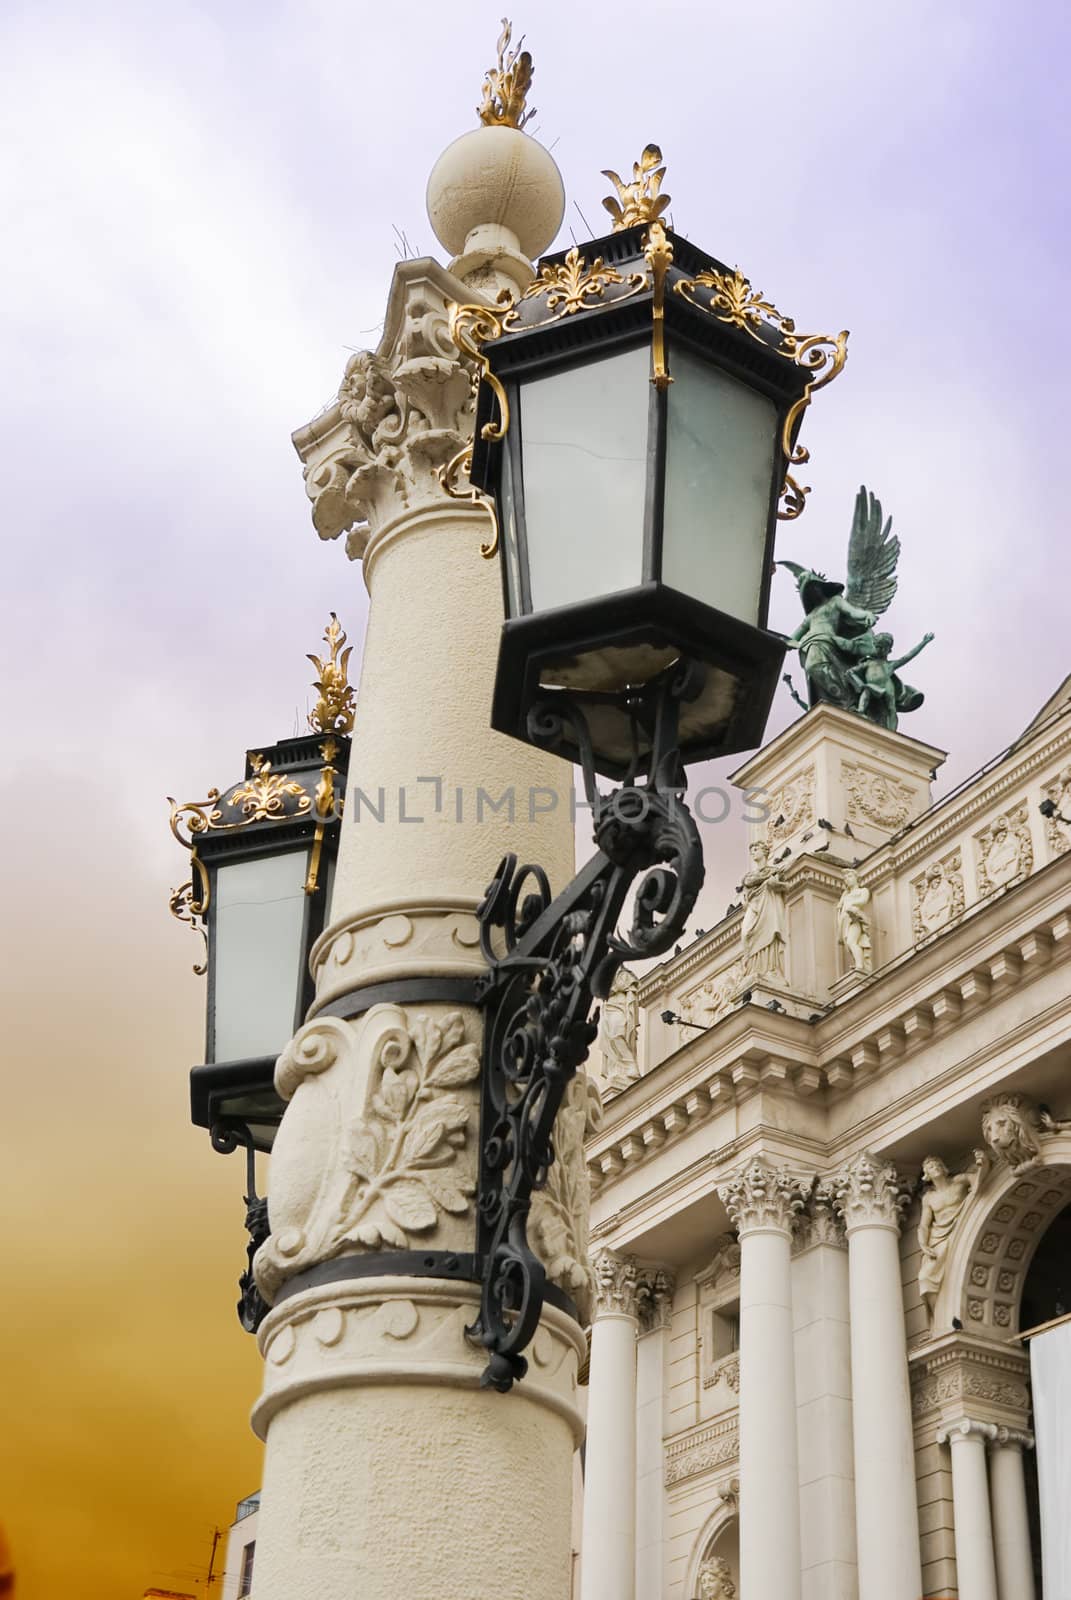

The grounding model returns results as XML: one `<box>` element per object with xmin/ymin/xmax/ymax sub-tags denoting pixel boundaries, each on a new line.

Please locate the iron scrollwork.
<box><xmin>469</xmin><ymin>663</ymin><xmax>705</xmax><ymax>1391</ymax></box>
<box><xmin>211</xmin><ymin>1121</ymin><xmax>271</xmax><ymax>1334</ymax></box>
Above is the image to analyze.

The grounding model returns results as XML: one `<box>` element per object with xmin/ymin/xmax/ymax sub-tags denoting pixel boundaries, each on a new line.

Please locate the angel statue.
<box><xmin>780</xmin><ymin>486</ymin><xmax>934</xmax><ymax>732</ymax></box>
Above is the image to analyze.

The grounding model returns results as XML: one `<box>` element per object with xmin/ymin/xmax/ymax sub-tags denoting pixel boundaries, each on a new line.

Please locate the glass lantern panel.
<box><xmin>498</xmin><ymin>442</ymin><xmax>524</xmax><ymax>613</ymax></box>
<box><xmin>212</xmin><ymin>850</ymin><xmax>309</xmax><ymax>1062</ymax></box>
<box><xmin>662</xmin><ymin>345</ymin><xmax>780</xmax><ymax>624</ymax></box>
<box><xmin>519</xmin><ymin>345</ymin><xmax>650</xmax><ymax>613</ymax></box>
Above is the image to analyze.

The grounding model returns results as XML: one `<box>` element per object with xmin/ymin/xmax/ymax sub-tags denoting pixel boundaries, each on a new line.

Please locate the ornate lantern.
<box><xmin>450</xmin><ymin>145</ymin><xmax>847</xmax><ymax>776</ymax></box>
<box><xmin>168</xmin><ymin>616</ymin><xmax>355</xmax><ymax>1156</ymax></box>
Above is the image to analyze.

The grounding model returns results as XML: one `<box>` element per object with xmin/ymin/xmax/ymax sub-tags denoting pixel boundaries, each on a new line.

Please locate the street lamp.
<box><xmin>168</xmin><ymin>614</ymin><xmax>354</xmax><ymax>1327</ymax></box>
<box><xmin>447</xmin><ymin>148</ymin><xmax>848</xmax><ymax>1389</ymax></box>
<box><xmin>451</xmin><ymin>144</ymin><xmax>847</xmax><ymax>778</ymax></box>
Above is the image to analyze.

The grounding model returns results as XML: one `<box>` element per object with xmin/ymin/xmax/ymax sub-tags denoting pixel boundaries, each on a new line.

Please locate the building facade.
<box><xmin>219</xmin><ymin>1493</ymin><xmax>259</xmax><ymax>1600</ymax></box>
<box><xmin>583</xmin><ymin>685</ymin><xmax>1071</xmax><ymax>1599</ymax></box>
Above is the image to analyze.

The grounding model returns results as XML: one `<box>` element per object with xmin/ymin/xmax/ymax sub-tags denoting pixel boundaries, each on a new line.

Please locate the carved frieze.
<box><xmin>974</xmin><ymin>803</ymin><xmax>1033</xmax><ymax>896</ymax></box>
<box><xmin>910</xmin><ymin>1338</ymin><xmax>1031</xmax><ymax>1427</ymax></box>
<box><xmin>911</xmin><ymin>848</ymin><xmax>965</xmax><ymax>943</ymax></box>
<box><xmin>843</xmin><ymin>761</ymin><xmax>918</xmax><ymax>831</ymax></box>
<box><xmin>665</xmin><ymin>1416</ymin><xmax>739</xmax><ymax>1485</ymax></box>
<box><xmin>764</xmin><ymin>764</ymin><xmax>816</xmax><ymax>847</ymax></box>
<box><xmin>679</xmin><ymin>960</ymin><xmax>746</xmax><ymax>1033</ymax></box>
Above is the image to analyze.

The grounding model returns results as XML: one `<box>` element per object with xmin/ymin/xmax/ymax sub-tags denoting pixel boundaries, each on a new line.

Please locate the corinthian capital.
<box><xmin>822</xmin><ymin>1151</ymin><xmax>909</xmax><ymax>1234</ymax></box>
<box><xmin>717</xmin><ymin>1158</ymin><xmax>809</xmax><ymax>1237</ymax></box>
<box><xmin>591</xmin><ymin>1249</ymin><xmax>641</xmax><ymax>1318</ymax></box>
<box><xmin>292</xmin><ymin>260</ymin><xmax>479</xmax><ymax>560</ymax></box>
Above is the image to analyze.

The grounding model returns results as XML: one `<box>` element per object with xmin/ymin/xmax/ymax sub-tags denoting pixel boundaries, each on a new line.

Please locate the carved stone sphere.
<box><xmin>426</xmin><ymin>124</ymin><xmax>565</xmax><ymax>262</ymax></box>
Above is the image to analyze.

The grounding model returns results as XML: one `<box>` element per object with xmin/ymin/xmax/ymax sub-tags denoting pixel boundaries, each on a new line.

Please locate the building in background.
<box><xmin>584</xmin><ymin>680</ymin><xmax>1071</xmax><ymax>1599</ymax></box>
<box><xmin>219</xmin><ymin>1494</ymin><xmax>259</xmax><ymax>1600</ymax></box>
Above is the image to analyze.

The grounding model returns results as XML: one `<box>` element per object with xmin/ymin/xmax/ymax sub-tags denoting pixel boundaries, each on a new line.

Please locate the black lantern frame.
<box><xmin>451</xmin><ymin>215</ymin><xmax>847</xmax><ymax>777</ymax></box>
<box><xmin>170</xmin><ymin>729</ymin><xmax>350</xmax><ymax>1154</ymax></box>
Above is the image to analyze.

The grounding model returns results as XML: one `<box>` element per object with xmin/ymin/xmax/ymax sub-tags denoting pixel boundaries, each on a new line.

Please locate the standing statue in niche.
<box><xmin>598</xmin><ymin>966</ymin><xmax>641</xmax><ymax>1091</ymax></box>
<box><xmin>917</xmin><ymin>1152</ymin><xmax>987</xmax><ymax>1321</ymax></box>
<box><xmin>836</xmin><ymin>868</ymin><xmax>873</xmax><ymax>974</ymax></box>
<box><xmin>739</xmin><ymin>840</ymin><xmax>787</xmax><ymax>981</ymax></box>
<box><xmin>780</xmin><ymin>486</ymin><xmax>934</xmax><ymax>731</ymax></box>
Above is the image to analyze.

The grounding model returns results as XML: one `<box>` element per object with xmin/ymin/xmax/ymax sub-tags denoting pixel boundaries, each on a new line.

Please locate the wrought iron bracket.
<box><xmin>468</xmin><ymin>663</ymin><xmax>706</xmax><ymax>1390</ymax></box>
<box><xmin>210</xmin><ymin>1121</ymin><xmax>271</xmax><ymax>1334</ymax></box>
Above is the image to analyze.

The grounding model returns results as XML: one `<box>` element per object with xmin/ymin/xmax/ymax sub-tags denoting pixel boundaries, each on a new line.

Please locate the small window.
<box><xmin>709</xmin><ymin>1306</ymin><xmax>739</xmax><ymax>1361</ymax></box>
<box><xmin>238</xmin><ymin>1540</ymin><xmax>256</xmax><ymax>1598</ymax></box>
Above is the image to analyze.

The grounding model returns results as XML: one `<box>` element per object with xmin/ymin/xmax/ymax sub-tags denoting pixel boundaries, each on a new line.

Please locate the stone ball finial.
<box><xmin>426</xmin><ymin>124</ymin><xmax>565</xmax><ymax>293</ymax></box>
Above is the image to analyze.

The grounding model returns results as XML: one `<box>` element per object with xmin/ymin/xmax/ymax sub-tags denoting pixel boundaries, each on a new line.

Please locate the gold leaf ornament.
<box><xmin>478</xmin><ymin>18</ymin><xmax>535</xmax><ymax>130</ymax></box>
<box><xmin>601</xmin><ymin>144</ymin><xmax>671</xmax><ymax>231</ymax></box>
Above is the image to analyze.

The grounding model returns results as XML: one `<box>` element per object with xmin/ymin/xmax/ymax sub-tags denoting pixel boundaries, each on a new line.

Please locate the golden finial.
<box><xmin>601</xmin><ymin>144</ymin><xmax>671</xmax><ymax>231</ymax></box>
<box><xmin>478</xmin><ymin>18</ymin><xmax>535</xmax><ymax>130</ymax></box>
<box><xmin>308</xmin><ymin>613</ymin><xmax>355</xmax><ymax>735</ymax></box>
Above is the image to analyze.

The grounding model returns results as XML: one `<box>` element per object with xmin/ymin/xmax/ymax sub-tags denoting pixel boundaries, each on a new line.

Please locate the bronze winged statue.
<box><xmin>779</xmin><ymin>486</ymin><xmax>934</xmax><ymax>732</ymax></box>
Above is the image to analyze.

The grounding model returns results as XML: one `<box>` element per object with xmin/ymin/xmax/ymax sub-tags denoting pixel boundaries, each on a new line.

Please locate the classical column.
<box><xmin>581</xmin><ymin>1251</ymin><xmax>641</xmax><ymax>1600</ymax></box>
<box><xmin>718</xmin><ymin>1158</ymin><xmax>808</xmax><ymax>1600</ymax></box>
<box><xmin>989</xmin><ymin>1427</ymin><xmax>1036</xmax><ymax>1600</ymax></box>
<box><xmin>635</xmin><ymin>1270</ymin><xmax>674</xmax><ymax>1600</ymax></box>
<box><xmin>937</xmin><ymin>1419</ymin><xmax>999</xmax><ymax>1600</ymax></box>
<box><xmin>791</xmin><ymin>1197</ymin><xmax>857</xmax><ymax>1599</ymax></box>
<box><xmin>826</xmin><ymin>1153</ymin><xmax>922</xmax><ymax>1600</ymax></box>
<box><xmin>245</xmin><ymin>69</ymin><xmax>593</xmax><ymax>1600</ymax></box>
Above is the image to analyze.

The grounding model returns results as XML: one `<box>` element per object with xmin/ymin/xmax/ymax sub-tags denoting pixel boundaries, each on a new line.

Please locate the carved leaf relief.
<box><xmin>255</xmin><ymin>1005</ymin><xmax>480</xmax><ymax>1300</ymax></box>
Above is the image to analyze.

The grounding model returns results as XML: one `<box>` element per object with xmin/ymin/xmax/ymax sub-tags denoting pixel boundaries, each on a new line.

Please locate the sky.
<box><xmin>0</xmin><ymin>0</ymin><xmax>1068</xmax><ymax>1594</ymax></box>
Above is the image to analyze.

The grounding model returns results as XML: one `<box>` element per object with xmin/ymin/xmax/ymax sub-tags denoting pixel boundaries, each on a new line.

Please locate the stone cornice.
<box><xmin>587</xmin><ymin>881</ymin><xmax>1070</xmax><ymax>1197</ymax></box>
<box><xmin>664</xmin><ymin>1414</ymin><xmax>739</xmax><ymax>1486</ymax></box>
<box><xmin>861</xmin><ymin>710</ymin><xmax>1071</xmax><ymax>886</ymax></box>
<box><xmin>730</xmin><ymin>702</ymin><xmax>947</xmax><ymax>790</ymax></box>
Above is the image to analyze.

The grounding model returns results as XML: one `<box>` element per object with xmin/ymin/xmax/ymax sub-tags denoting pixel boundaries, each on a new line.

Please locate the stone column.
<box><xmin>791</xmin><ymin>1198</ymin><xmax>857</xmax><ymax>1600</ymax></box>
<box><xmin>826</xmin><ymin>1153</ymin><xmax>922</xmax><ymax>1600</ymax></box>
<box><xmin>937</xmin><ymin>1419</ymin><xmax>999</xmax><ymax>1600</ymax></box>
<box><xmin>246</xmin><ymin>101</ymin><xmax>593</xmax><ymax>1600</ymax></box>
<box><xmin>581</xmin><ymin>1251</ymin><xmax>641</xmax><ymax>1600</ymax></box>
<box><xmin>718</xmin><ymin>1158</ymin><xmax>808</xmax><ymax>1600</ymax></box>
<box><xmin>989</xmin><ymin>1427</ymin><xmax>1036</xmax><ymax>1600</ymax></box>
<box><xmin>635</xmin><ymin>1270</ymin><xmax>673</xmax><ymax>1600</ymax></box>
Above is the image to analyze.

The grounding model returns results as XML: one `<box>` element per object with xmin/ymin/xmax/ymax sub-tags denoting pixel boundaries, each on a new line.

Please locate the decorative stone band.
<box><xmin>309</xmin><ymin>899</ymin><xmax>485</xmax><ymax>1013</ymax></box>
<box><xmin>909</xmin><ymin>1334</ymin><xmax>1031</xmax><ymax>1425</ymax></box>
<box><xmin>664</xmin><ymin>1415</ymin><xmax>740</xmax><ymax>1486</ymax></box>
<box><xmin>252</xmin><ymin>1276</ymin><xmax>586</xmax><ymax>1444</ymax></box>
<box><xmin>716</xmin><ymin>1156</ymin><xmax>810</xmax><ymax>1236</ymax></box>
<box><xmin>821</xmin><ymin>1150</ymin><xmax>910</xmax><ymax>1233</ymax></box>
<box><xmin>936</xmin><ymin>1417</ymin><xmax>998</xmax><ymax>1447</ymax></box>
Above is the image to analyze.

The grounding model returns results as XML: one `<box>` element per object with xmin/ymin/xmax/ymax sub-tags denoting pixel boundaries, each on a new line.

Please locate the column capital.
<box><xmin>636</xmin><ymin>1266</ymin><xmax>675</xmax><ymax>1333</ymax></box>
<box><xmin>717</xmin><ymin>1157</ymin><xmax>810</xmax><ymax>1237</ymax></box>
<box><xmin>992</xmin><ymin>1425</ymin><xmax>1035</xmax><ymax>1451</ymax></box>
<box><xmin>792</xmin><ymin>1192</ymin><xmax>847</xmax><ymax>1253</ymax></box>
<box><xmin>591</xmin><ymin>1248</ymin><xmax>641</xmax><ymax>1319</ymax></box>
<box><xmin>821</xmin><ymin>1150</ymin><xmax>909</xmax><ymax>1234</ymax></box>
<box><xmin>937</xmin><ymin>1417</ymin><xmax>998</xmax><ymax>1446</ymax></box>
